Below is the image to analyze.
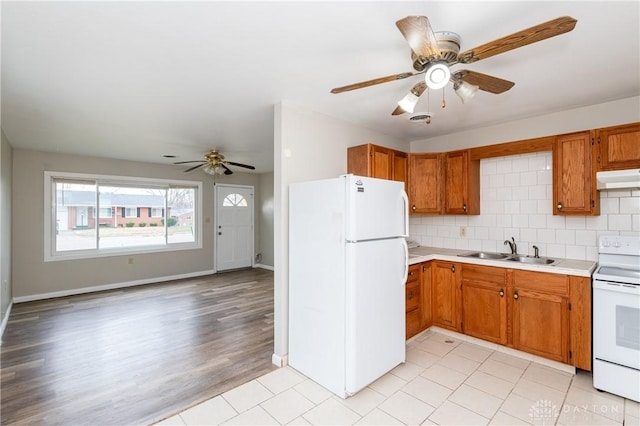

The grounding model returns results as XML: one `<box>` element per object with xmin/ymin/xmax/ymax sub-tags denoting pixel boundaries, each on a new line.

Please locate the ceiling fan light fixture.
<box><xmin>203</xmin><ymin>163</ymin><xmax>225</xmax><ymax>175</ymax></box>
<box><xmin>424</xmin><ymin>62</ymin><xmax>450</xmax><ymax>90</ymax></box>
<box><xmin>454</xmin><ymin>80</ymin><xmax>479</xmax><ymax>103</ymax></box>
<box><xmin>397</xmin><ymin>91</ymin><xmax>420</xmax><ymax>113</ymax></box>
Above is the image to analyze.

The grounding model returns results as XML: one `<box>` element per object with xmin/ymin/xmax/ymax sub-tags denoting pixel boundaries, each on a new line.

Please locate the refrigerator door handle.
<box><xmin>401</xmin><ymin>191</ymin><xmax>409</xmax><ymax>238</ymax></box>
<box><xmin>401</xmin><ymin>238</ymin><xmax>409</xmax><ymax>284</ymax></box>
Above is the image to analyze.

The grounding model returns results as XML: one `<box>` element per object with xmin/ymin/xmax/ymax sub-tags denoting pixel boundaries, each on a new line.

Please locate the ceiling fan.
<box><xmin>173</xmin><ymin>149</ymin><xmax>256</xmax><ymax>175</ymax></box>
<box><xmin>330</xmin><ymin>16</ymin><xmax>577</xmax><ymax>117</ymax></box>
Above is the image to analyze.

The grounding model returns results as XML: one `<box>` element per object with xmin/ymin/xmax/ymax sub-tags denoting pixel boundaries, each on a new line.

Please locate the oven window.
<box><xmin>617</xmin><ymin>305</ymin><xmax>640</xmax><ymax>350</ymax></box>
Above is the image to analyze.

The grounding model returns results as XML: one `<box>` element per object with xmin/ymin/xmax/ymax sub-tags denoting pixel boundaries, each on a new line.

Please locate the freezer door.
<box><xmin>345</xmin><ymin>238</ymin><xmax>407</xmax><ymax>396</ymax></box>
<box><xmin>344</xmin><ymin>175</ymin><xmax>408</xmax><ymax>241</ymax></box>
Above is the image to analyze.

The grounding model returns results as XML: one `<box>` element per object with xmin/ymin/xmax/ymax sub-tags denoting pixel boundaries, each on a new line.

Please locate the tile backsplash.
<box><xmin>409</xmin><ymin>152</ymin><xmax>640</xmax><ymax>262</ymax></box>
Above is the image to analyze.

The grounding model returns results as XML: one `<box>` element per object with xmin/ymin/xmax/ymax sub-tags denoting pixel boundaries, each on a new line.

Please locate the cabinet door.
<box><xmin>553</xmin><ymin>132</ymin><xmax>598</xmax><ymax>215</ymax></box>
<box><xmin>405</xmin><ymin>264</ymin><xmax>422</xmax><ymax>339</ymax></box>
<box><xmin>444</xmin><ymin>150</ymin><xmax>479</xmax><ymax>215</ymax></box>
<box><xmin>597</xmin><ymin>123</ymin><xmax>640</xmax><ymax>170</ymax></box>
<box><xmin>408</xmin><ymin>153</ymin><xmax>442</xmax><ymax>214</ymax></box>
<box><xmin>431</xmin><ymin>261</ymin><xmax>460</xmax><ymax>331</ymax></box>
<box><xmin>371</xmin><ymin>145</ymin><xmax>393</xmax><ymax>180</ymax></box>
<box><xmin>512</xmin><ymin>288</ymin><xmax>569</xmax><ymax>363</ymax></box>
<box><xmin>421</xmin><ymin>262</ymin><xmax>432</xmax><ymax>329</ymax></box>
<box><xmin>393</xmin><ymin>150</ymin><xmax>408</xmax><ymax>186</ymax></box>
<box><xmin>461</xmin><ymin>265</ymin><xmax>507</xmax><ymax>345</ymax></box>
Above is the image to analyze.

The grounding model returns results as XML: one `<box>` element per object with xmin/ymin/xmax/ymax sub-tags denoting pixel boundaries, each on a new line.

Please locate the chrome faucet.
<box><xmin>532</xmin><ymin>245</ymin><xmax>540</xmax><ymax>258</ymax></box>
<box><xmin>504</xmin><ymin>237</ymin><xmax>517</xmax><ymax>255</ymax></box>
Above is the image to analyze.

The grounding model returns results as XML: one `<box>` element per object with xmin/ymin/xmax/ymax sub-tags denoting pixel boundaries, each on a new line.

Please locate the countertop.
<box><xmin>408</xmin><ymin>246</ymin><xmax>596</xmax><ymax>277</ymax></box>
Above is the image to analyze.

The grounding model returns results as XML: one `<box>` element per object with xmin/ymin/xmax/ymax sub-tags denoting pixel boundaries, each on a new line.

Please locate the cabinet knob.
<box><xmin>412</xmin><ymin>204</ymin><xmax>416</xmax><ymax>211</ymax></box>
<box><xmin>557</xmin><ymin>202</ymin><xmax>563</xmax><ymax>210</ymax></box>
<box><xmin>499</xmin><ymin>288</ymin><xmax>505</xmax><ymax>298</ymax></box>
<box><xmin>409</xmin><ymin>271</ymin><xmax>414</xmax><ymax>276</ymax></box>
<box><xmin>514</xmin><ymin>292</ymin><xmax>519</xmax><ymax>300</ymax></box>
<box><xmin>463</xmin><ymin>203</ymin><xmax>467</xmax><ymax>212</ymax></box>
<box><xmin>451</xmin><ymin>264</ymin><xmax>456</xmax><ymax>273</ymax></box>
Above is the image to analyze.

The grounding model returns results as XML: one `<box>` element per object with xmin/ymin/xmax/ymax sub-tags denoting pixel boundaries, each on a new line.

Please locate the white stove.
<box><xmin>592</xmin><ymin>235</ymin><xmax>640</xmax><ymax>402</ymax></box>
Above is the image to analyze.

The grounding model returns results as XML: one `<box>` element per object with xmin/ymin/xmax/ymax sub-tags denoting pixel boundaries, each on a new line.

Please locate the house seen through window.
<box><xmin>46</xmin><ymin>172</ymin><xmax>202</xmax><ymax>261</ymax></box>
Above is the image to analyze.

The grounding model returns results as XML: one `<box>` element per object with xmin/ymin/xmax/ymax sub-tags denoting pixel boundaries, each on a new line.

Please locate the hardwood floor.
<box><xmin>0</xmin><ymin>268</ymin><xmax>276</xmax><ymax>425</ymax></box>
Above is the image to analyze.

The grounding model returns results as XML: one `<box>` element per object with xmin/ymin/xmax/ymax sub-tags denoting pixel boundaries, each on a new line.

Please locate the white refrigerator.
<box><xmin>288</xmin><ymin>174</ymin><xmax>409</xmax><ymax>398</ymax></box>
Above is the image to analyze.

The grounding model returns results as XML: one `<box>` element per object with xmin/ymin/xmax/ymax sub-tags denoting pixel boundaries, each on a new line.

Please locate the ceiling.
<box><xmin>2</xmin><ymin>1</ymin><xmax>639</xmax><ymax>174</ymax></box>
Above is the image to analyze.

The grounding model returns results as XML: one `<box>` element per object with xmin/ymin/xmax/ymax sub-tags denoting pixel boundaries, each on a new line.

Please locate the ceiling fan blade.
<box><xmin>184</xmin><ymin>163</ymin><xmax>205</xmax><ymax>173</ymax></box>
<box><xmin>330</xmin><ymin>72</ymin><xmax>420</xmax><ymax>94</ymax></box>
<box><xmin>173</xmin><ymin>160</ymin><xmax>206</xmax><ymax>165</ymax></box>
<box><xmin>392</xmin><ymin>81</ymin><xmax>427</xmax><ymax>115</ymax></box>
<box><xmin>457</xmin><ymin>16</ymin><xmax>577</xmax><ymax>64</ymax></box>
<box><xmin>225</xmin><ymin>161</ymin><xmax>256</xmax><ymax>170</ymax></box>
<box><xmin>396</xmin><ymin>16</ymin><xmax>441</xmax><ymax>61</ymax></box>
<box><xmin>453</xmin><ymin>70</ymin><xmax>515</xmax><ymax>94</ymax></box>
<box><xmin>221</xmin><ymin>164</ymin><xmax>233</xmax><ymax>175</ymax></box>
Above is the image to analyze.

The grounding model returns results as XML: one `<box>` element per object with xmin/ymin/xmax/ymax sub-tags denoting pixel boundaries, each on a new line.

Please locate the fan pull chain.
<box><xmin>442</xmin><ymin>87</ymin><xmax>446</xmax><ymax>109</ymax></box>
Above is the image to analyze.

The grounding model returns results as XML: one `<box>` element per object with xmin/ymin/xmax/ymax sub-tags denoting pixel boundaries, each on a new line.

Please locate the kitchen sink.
<box><xmin>458</xmin><ymin>251</ymin><xmax>559</xmax><ymax>266</ymax></box>
<box><xmin>505</xmin><ymin>255</ymin><xmax>558</xmax><ymax>265</ymax></box>
<box><xmin>458</xmin><ymin>251</ymin><xmax>511</xmax><ymax>260</ymax></box>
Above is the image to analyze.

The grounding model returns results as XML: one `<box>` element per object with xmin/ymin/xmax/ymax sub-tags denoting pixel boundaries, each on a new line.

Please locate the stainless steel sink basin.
<box><xmin>458</xmin><ymin>251</ymin><xmax>559</xmax><ymax>266</ymax></box>
<box><xmin>505</xmin><ymin>255</ymin><xmax>558</xmax><ymax>265</ymax></box>
<box><xmin>458</xmin><ymin>252</ymin><xmax>511</xmax><ymax>260</ymax></box>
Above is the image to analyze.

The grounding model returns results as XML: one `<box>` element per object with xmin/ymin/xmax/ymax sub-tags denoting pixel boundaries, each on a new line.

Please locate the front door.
<box><xmin>215</xmin><ymin>184</ymin><xmax>254</xmax><ymax>271</ymax></box>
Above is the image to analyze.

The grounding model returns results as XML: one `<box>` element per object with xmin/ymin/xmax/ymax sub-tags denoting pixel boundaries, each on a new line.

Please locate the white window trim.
<box><xmin>44</xmin><ymin>171</ymin><xmax>203</xmax><ymax>262</ymax></box>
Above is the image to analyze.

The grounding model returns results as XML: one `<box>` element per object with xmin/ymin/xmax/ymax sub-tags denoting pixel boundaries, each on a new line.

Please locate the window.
<box><xmin>45</xmin><ymin>172</ymin><xmax>202</xmax><ymax>261</ymax></box>
<box><xmin>150</xmin><ymin>207</ymin><xmax>164</xmax><ymax>218</ymax></box>
<box><xmin>124</xmin><ymin>208</ymin><xmax>138</xmax><ymax>218</ymax></box>
<box><xmin>223</xmin><ymin>193</ymin><xmax>248</xmax><ymax>207</ymax></box>
<box><xmin>99</xmin><ymin>207</ymin><xmax>112</xmax><ymax>218</ymax></box>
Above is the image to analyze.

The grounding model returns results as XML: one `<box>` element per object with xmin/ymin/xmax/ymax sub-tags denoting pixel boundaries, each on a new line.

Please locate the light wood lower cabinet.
<box><xmin>431</xmin><ymin>261</ymin><xmax>461</xmax><ymax>332</ymax></box>
<box><xmin>405</xmin><ymin>264</ymin><xmax>422</xmax><ymax>339</ymax></box>
<box><xmin>461</xmin><ymin>264</ymin><xmax>507</xmax><ymax>345</ymax></box>
<box><xmin>415</xmin><ymin>261</ymin><xmax>592</xmax><ymax>370</ymax></box>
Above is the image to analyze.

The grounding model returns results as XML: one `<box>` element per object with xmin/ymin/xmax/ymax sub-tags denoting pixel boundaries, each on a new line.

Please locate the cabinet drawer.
<box><xmin>406</xmin><ymin>308</ymin><xmax>422</xmax><ymax>339</ymax></box>
<box><xmin>462</xmin><ymin>264</ymin><xmax>506</xmax><ymax>285</ymax></box>
<box><xmin>407</xmin><ymin>264</ymin><xmax>420</xmax><ymax>283</ymax></box>
<box><xmin>406</xmin><ymin>281</ymin><xmax>420</xmax><ymax>312</ymax></box>
<box><xmin>514</xmin><ymin>270</ymin><xmax>569</xmax><ymax>296</ymax></box>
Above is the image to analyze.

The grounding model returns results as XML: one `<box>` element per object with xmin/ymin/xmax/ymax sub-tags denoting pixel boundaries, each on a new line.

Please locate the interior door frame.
<box><xmin>213</xmin><ymin>183</ymin><xmax>255</xmax><ymax>272</ymax></box>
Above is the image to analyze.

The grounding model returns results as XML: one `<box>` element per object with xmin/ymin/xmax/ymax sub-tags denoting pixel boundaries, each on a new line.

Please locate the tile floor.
<box><xmin>157</xmin><ymin>330</ymin><xmax>639</xmax><ymax>425</ymax></box>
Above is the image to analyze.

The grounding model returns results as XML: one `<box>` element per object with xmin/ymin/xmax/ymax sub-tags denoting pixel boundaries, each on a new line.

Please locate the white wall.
<box><xmin>273</xmin><ymin>101</ymin><xmax>408</xmax><ymax>362</ymax></box>
<box><xmin>11</xmin><ymin>149</ymin><xmax>265</xmax><ymax>299</ymax></box>
<box><xmin>410</xmin><ymin>151</ymin><xmax>640</xmax><ymax>261</ymax></box>
<box><xmin>1</xmin><ymin>130</ymin><xmax>13</xmax><ymax>337</ymax></box>
<box><xmin>411</xmin><ymin>96</ymin><xmax>640</xmax><ymax>152</ymax></box>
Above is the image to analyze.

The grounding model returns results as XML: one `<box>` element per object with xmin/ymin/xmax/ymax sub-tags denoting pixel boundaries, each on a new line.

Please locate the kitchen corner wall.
<box><xmin>409</xmin><ymin>151</ymin><xmax>640</xmax><ymax>262</ymax></box>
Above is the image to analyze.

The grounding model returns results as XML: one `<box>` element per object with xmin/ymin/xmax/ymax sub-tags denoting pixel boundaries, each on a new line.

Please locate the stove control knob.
<box><xmin>614</xmin><ymin>241</ymin><xmax>622</xmax><ymax>248</ymax></box>
<box><xmin>602</xmin><ymin>240</ymin><xmax>611</xmax><ymax>247</ymax></box>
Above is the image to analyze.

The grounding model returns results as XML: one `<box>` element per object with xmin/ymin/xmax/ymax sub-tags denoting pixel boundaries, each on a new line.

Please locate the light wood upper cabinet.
<box><xmin>408</xmin><ymin>153</ymin><xmax>443</xmax><ymax>214</ymax></box>
<box><xmin>347</xmin><ymin>144</ymin><xmax>408</xmax><ymax>187</ymax></box>
<box><xmin>553</xmin><ymin>131</ymin><xmax>599</xmax><ymax>216</ymax></box>
<box><xmin>461</xmin><ymin>264</ymin><xmax>507</xmax><ymax>345</ymax></box>
<box><xmin>431</xmin><ymin>261</ymin><xmax>461</xmax><ymax>332</ymax></box>
<box><xmin>596</xmin><ymin>122</ymin><xmax>640</xmax><ymax>171</ymax></box>
<box><xmin>444</xmin><ymin>150</ymin><xmax>480</xmax><ymax>215</ymax></box>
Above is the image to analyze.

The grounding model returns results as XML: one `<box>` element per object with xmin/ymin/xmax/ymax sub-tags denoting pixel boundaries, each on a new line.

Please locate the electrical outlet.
<box><xmin>459</xmin><ymin>226</ymin><xmax>467</xmax><ymax>237</ymax></box>
<box><xmin>128</xmin><ymin>258</ymin><xmax>134</xmax><ymax>265</ymax></box>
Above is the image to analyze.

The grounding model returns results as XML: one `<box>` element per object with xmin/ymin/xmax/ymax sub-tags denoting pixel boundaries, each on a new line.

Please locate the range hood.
<box><xmin>596</xmin><ymin>168</ymin><xmax>640</xmax><ymax>190</ymax></box>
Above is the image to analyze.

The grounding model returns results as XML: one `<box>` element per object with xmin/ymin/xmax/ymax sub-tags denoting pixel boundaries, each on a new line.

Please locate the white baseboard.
<box><xmin>13</xmin><ymin>269</ymin><xmax>216</xmax><ymax>303</ymax></box>
<box><xmin>254</xmin><ymin>263</ymin><xmax>274</xmax><ymax>271</ymax></box>
<box><xmin>272</xmin><ymin>353</ymin><xmax>288</xmax><ymax>367</ymax></box>
<box><xmin>0</xmin><ymin>300</ymin><xmax>13</xmax><ymax>344</ymax></box>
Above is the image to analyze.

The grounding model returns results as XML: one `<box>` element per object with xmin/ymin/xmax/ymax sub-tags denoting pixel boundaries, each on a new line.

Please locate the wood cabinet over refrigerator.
<box><xmin>347</xmin><ymin>144</ymin><xmax>408</xmax><ymax>186</ymax></box>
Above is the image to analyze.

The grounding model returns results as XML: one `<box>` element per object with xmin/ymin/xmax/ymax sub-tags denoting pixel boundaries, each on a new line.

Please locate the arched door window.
<box><xmin>222</xmin><ymin>193</ymin><xmax>248</xmax><ymax>207</ymax></box>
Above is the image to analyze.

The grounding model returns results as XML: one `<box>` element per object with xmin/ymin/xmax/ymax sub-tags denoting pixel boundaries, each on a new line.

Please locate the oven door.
<box><xmin>593</xmin><ymin>279</ymin><xmax>640</xmax><ymax>369</ymax></box>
